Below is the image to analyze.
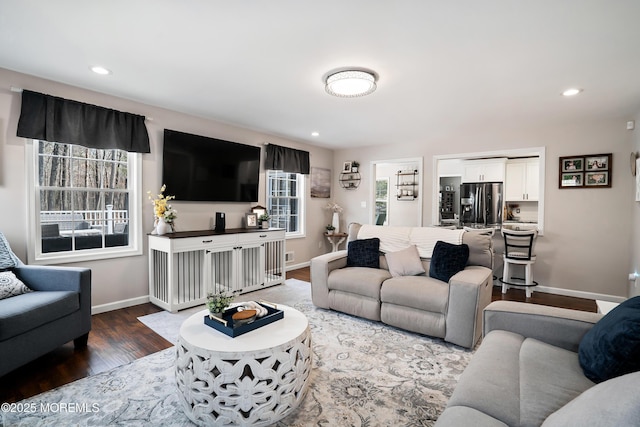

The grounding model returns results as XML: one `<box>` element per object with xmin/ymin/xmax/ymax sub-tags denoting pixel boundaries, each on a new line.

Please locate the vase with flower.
<box><xmin>147</xmin><ymin>184</ymin><xmax>177</xmax><ymax>235</ymax></box>
<box><xmin>325</xmin><ymin>202</ymin><xmax>343</xmax><ymax>234</ymax></box>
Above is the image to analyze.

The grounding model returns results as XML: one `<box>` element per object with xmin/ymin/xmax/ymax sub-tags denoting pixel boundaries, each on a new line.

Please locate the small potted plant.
<box><xmin>351</xmin><ymin>161</ymin><xmax>360</xmax><ymax>173</ymax></box>
<box><xmin>258</xmin><ymin>213</ymin><xmax>270</xmax><ymax>229</ymax></box>
<box><xmin>206</xmin><ymin>291</ymin><xmax>235</xmax><ymax>318</ymax></box>
<box><xmin>325</xmin><ymin>224</ymin><xmax>336</xmax><ymax>235</ymax></box>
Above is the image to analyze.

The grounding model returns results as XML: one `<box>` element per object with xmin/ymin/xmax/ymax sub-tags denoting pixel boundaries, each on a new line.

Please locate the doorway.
<box><xmin>370</xmin><ymin>157</ymin><xmax>423</xmax><ymax>226</ymax></box>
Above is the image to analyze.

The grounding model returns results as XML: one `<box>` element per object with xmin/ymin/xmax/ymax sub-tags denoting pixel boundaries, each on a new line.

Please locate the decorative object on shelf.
<box><xmin>339</xmin><ymin>171</ymin><xmax>361</xmax><ymax>189</ymax></box>
<box><xmin>147</xmin><ymin>184</ymin><xmax>177</xmax><ymax>234</ymax></box>
<box><xmin>396</xmin><ymin>169</ymin><xmax>419</xmax><ymax>200</ymax></box>
<box><xmin>342</xmin><ymin>161</ymin><xmax>352</xmax><ymax>173</ymax></box>
<box><xmin>244</xmin><ymin>213</ymin><xmax>258</xmax><ymax>229</ymax></box>
<box><xmin>325</xmin><ymin>69</ymin><xmax>377</xmax><ymax>98</ymax></box>
<box><xmin>251</xmin><ymin>205</ymin><xmax>267</xmax><ymax>217</ymax></box>
<box><xmin>206</xmin><ymin>291</ymin><xmax>236</xmax><ymax>318</ymax></box>
<box><xmin>351</xmin><ymin>161</ymin><xmax>360</xmax><ymax>173</ymax></box>
<box><xmin>559</xmin><ymin>153</ymin><xmax>612</xmax><ymax>188</ymax></box>
<box><xmin>325</xmin><ymin>224</ymin><xmax>335</xmax><ymax>235</ymax></box>
<box><xmin>310</xmin><ymin>167</ymin><xmax>331</xmax><ymax>198</ymax></box>
<box><xmin>325</xmin><ymin>202</ymin><xmax>343</xmax><ymax>234</ymax></box>
<box><xmin>258</xmin><ymin>213</ymin><xmax>270</xmax><ymax>229</ymax></box>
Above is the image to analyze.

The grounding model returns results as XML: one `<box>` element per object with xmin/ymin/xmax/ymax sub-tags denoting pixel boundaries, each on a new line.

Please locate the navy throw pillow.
<box><xmin>347</xmin><ymin>238</ymin><xmax>380</xmax><ymax>268</ymax></box>
<box><xmin>429</xmin><ymin>240</ymin><xmax>469</xmax><ymax>282</ymax></box>
<box><xmin>578</xmin><ymin>296</ymin><xmax>640</xmax><ymax>383</ymax></box>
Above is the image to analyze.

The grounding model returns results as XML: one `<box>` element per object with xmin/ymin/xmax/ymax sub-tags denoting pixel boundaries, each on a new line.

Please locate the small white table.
<box><xmin>324</xmin><ymin>232</ymin><xmax>348</xmax><ymax>252</ymax></box>
<box><xmin>176</xmin><ymin>305</ymin><xmax>312</xmax><ymax>426</ymax></box>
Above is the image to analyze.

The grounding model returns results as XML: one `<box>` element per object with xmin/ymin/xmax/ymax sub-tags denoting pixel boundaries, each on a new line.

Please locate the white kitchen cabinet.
<box><xmin>462</xmin><ymin>158</ymin><xmax>507</xmax><ymax>183</ymax></box>
<box><xmin>148</xmin><ymin>228</ymin><xmax>285</xmax><ymax>312</ymax></box>
<box><xmin>505</xmin><ymin>158</ymin><xmax>539</xmax><ymax>201</ymax></box>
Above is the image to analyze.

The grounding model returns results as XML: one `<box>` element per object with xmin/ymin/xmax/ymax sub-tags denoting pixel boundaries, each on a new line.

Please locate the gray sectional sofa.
<box><xmin>436</xmin><ymin>301</ymin><xmax>640</xmax><ymax>427</ymax></box>
<box><xmin>0</xmin><ymin>239</ymin><xmax>91</xmax><ymax>377</ymax></box>
<box><xmin>311</xmin><ymin>223</ymin><xmax>494</xmax><ymax>348</ymax></box>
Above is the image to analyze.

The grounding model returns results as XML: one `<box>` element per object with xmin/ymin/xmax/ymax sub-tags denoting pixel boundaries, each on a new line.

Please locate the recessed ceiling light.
<box><xmin>562</xmin><ymin>88</ymin><xmax>582</xmax><ymax>97</ymax></box>
<box><xmin>91</xmin><ymin>66</ymin><xmax>111</xmax><ymax>75</ymax></box>
<box><xmin>325</xmin><ymin>70</ymin><xmax>377</xmax><ymax>97</ymax></box>
<box><xmin>311</xmin><ymin>132</ymin><xmax>320</xmax><ymax>137</ymax></box>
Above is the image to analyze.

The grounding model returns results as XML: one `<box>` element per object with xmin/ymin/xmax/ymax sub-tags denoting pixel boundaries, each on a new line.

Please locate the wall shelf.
<box><xmin>396</xmin><ymin>169</ymin><xmax>418</xmax><ymax>200</ymax></box>
<box><xmin>339</xmin><ymin>172</ymin><xmax>361</xmax><ymax>189</ymax></box>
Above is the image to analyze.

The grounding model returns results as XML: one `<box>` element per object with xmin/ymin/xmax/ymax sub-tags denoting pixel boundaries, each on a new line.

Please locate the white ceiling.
<box><xmin>1</xmin><ymin>1</ymin><xmax>640</xmax><ymax>149</ymax></box>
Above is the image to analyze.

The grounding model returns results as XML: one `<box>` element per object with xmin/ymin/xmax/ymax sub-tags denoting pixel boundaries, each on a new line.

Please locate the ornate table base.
<box><xmin>176</xmin><ymin>308</ymin><xmax>312</xmax><ymax>426</ymax></box>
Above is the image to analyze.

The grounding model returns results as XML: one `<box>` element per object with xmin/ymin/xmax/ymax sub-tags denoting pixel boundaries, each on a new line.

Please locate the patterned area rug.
<box><xmin>3</xmin><ymin>279</ymin><xmax>473</xmax><ymax>426</ymax></box>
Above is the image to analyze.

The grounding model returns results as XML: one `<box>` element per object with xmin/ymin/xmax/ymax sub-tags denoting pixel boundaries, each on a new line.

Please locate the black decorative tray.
<box><xmin>203</xmin><ymin>301</ymin><xmax>284</xmax><ymax>338</ymax></box>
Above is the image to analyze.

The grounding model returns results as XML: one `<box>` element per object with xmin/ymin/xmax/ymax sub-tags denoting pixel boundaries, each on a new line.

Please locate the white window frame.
<box><xmin>375</xmin><ymin>177</ymin><xmax>389</xmax><ymax>225</ymax></box>
<box><xmin>266</xmin><ymin>170</ymin><xmax>305</xmax><ymax>239</ymax></box>
<box><xmin>26</xmin><ymin>140</ymin><xmax>143</xmax><ymax>264</ymax></box>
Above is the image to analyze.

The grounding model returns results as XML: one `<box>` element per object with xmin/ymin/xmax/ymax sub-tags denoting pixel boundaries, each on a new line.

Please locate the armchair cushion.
<box><xmin>0</xmin><ymin>271</ymin><xmax>32</xmax><ymax>300</ymax></box>
<box><xmin>578</xmin><ymin>295</ymin><xmax>640</xmax><ymax>383</ymax></box>
<box><xmin>346</xmin><ymin>238</ymin><xmax>380</xmax><ymax>268</ymax></box>
<box><xmin>429</xmin><ymin>240</ymin><xmax>469</xmax><ymax>282</ymax></box>
<box><xmin>0</xmin><ymin>232</ymin><xmax>19</xmax><ymax>270</ymax></box>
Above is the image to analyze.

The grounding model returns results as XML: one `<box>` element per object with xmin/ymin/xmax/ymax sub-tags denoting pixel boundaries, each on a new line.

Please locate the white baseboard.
<box><xmin>92</xmin><ymin>295</ymin><xmax>150</xmax><ymax>315</ymax></box>
<box><xmin>286</xmin><ymin>261</ymin><xmax>310</xmax><ymax>272</ymax></box>
<box><xmin>492</xmin><ymin>279</ymin><xmax>626</xmax><ymax>303</ymax></box>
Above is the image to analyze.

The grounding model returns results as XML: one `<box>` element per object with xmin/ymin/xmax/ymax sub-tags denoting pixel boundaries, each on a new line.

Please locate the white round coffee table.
<box><xmin>175</xmin><ymin>305</ymin><xmax>312</xmax><ymax>426</ymax></box>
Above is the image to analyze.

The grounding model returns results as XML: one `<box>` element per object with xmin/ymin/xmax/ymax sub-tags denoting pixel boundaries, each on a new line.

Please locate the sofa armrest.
<box><xmin>445</xmin><ymin>266</ymin><xmax>493</xmax><ymax>348</ymax></box>
<box><xmin>483</xmin><ymin>300</ymin><xmax>602</xmax><ymax>352</ymax></box>
<box><xmin>310</xmin><ymin>250</ymin><xmax>348</xmax><ymax>308</ymax></box>
<box><xmin>14</xmin><ymin>264</ymin><xmax>91</xmax><ymax>294</ymax></box>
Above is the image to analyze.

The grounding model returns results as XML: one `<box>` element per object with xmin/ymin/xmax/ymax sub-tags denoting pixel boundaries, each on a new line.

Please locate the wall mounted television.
<box><xmin>162</xmin><ymin>129</ymin><xmax>261</xmax><ymax>202</ymax></box>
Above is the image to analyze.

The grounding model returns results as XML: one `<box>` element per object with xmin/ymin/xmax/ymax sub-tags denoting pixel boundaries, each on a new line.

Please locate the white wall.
<box><xmin>333</xmin><ymin>120</ymin><xmax>635</xmax><ymax>301</ymax></box>
<box><xmin>0</xmin><ymin>68</ymin><xmax>333</xmax><ymax>311</ymax></box>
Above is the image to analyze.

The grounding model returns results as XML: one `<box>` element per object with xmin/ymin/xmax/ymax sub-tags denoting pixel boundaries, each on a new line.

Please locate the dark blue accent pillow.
<box><xmin>578</xmin><ymin>296</ymin><xmax>640</xmax><ymax>383</ymax></box>
<box><xmin>429</xmin><ymin>240</ymin><xmax>469</xmax><ymax>282</ymax></box>
<box><xmin>347</xmin><ymin>238</ymin><xmax>380</xmax><ymax>268</ymax></box>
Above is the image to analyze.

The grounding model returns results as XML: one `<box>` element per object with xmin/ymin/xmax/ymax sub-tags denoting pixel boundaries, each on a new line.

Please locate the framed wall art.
<box><xmin>559</xmin><ymin>153</ymin><xmax>611</xmax><ymax>188</ymax></box>
<box><xmin>244</xmin><ymin>213</ymin><xmax>258</xmax><ymax>228</ymax></box>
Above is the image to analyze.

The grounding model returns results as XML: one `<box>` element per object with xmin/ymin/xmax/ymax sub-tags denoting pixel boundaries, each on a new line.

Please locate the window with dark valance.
<box><xmin>16</xmin><ymin>90</ymin><xmax>150</xmax><ymax>153</ymax></box>
<box><xmin>265</xmin><ymin>143</ymin><xmax>310</xmax><ymax>174</ymax></box>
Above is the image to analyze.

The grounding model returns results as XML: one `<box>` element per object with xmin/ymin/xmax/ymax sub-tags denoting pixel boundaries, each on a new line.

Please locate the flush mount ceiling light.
<box><xmin>90</xmin><ymin>65</ymin><xmax>111</xmax><ymax>75</ymax></box>
<box><xmin>562</xmin><ymin>88</ymin><xmax>582</xmax><ymax>97</ymax></box>
<box><xmin>325</xmin><ymin>70</ymin><xmax>377</xmax><ymax>98</ymax></box>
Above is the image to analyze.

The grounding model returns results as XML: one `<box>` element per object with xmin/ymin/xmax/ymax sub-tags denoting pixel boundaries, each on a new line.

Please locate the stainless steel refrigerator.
<box><xmin>460</xmin><ymin>182</ymin><xmax>503</xmax><ymax>228</ymax></box>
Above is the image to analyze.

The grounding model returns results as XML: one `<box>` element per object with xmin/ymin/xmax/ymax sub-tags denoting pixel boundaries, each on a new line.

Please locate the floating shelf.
<box><xmin>339</xmin><ymin>172</ymin><xmax>361</xmax><ymax>189</ymax></box>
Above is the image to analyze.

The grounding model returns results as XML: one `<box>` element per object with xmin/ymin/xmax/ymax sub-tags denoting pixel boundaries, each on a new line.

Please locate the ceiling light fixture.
<box><xmin>562</xmin><ymin>88</ymin><xmax>582</xmax><ymax>97</ymax></box>
<box><xmin>325</xmin><ymin>70</ymin><xmax>377</xmax><ymax>98</ymax></box>
<box><xmin>91</xmin><ymin>66</ymin><xmax>111</xmax><ymax>75</ymax></box>
<box><xmin>311</xmin><ymin>132</ymin><xmax>320</xmax><ymax>137</ymax></box>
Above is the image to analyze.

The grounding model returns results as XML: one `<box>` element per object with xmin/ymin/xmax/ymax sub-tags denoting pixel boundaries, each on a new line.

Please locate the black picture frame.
<box><xmin>559</xmin><ymin>153</ymin><xmax>612</xmax><ymax>189</ymax></box>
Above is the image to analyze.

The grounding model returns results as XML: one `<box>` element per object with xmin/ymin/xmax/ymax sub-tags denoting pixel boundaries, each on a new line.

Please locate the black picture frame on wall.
<box><xmin>559</xmin><ymin>153</ymin><xmax>612</xmax><ymax>188</ymax></box>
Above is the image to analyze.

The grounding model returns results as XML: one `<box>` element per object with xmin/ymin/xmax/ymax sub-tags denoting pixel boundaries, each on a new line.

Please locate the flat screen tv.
<box><xmin>162</xmin><ymin>129</ymin><xmax>261</xmax><ymax>202</ymax></box>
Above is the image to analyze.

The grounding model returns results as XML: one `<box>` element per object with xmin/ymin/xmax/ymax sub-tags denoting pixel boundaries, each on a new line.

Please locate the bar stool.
<box><xmin>499</xmin><ymin>228</ymin><xmax>538</xmax><ymax>298</ymax></box>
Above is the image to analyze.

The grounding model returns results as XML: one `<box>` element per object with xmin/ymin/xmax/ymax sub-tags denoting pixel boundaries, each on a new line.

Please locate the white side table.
<box><xmin>324</xmin><ymin>232</ymin><xmax>348</xmax><ymax>252</ymax></box>
<box><xmin>176</xmin><ymin>305</ymin><xmax>312</xmax><ymax>426</ymax></box>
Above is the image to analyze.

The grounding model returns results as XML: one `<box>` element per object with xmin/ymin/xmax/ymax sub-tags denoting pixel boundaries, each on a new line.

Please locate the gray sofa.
<box><xmin>436</xmin><ymin>301</ymin><xmax>640</xmax><ymax>426</ymax></box>
<box><xmin>0</xmin><ymin>261</ymin><xmax>92</xmax><ymax>377</ymax></box>
<box><xmin>311</xmin><ymin>223</ymin><xmax>494</xmax><ymax>348</ymax></box>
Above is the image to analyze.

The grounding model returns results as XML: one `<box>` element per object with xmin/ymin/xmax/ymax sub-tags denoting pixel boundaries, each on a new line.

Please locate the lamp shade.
<box><xmin>325</xmin><ymin>70</ymin><xmax>377</xmax><ymax>98</ymax></box>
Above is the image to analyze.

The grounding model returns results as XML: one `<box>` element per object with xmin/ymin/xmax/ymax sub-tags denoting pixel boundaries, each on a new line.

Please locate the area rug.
<box><xmin>4</xmin><ymin>279</ymin><xmax>473</xmax><ymax>426</ymax></box>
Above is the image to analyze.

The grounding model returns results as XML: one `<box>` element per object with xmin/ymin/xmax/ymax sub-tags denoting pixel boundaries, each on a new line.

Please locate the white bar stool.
<box><xmin>499</xmin><ymin>228</ymin><xmax>538</xmax><ymax>298</ymax></box>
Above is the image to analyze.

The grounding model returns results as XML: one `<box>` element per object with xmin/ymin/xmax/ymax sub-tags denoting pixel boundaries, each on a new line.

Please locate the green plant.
<box><xmin>206</xmin><ymin>291</ymin><xmax>235</xmax><ymax>314</ymax></box>
<box><xmin>351</xmin><ymin>161</ymin><xmax>360</xmax><ymax>168</ymax></box>
<box><xmin>258</xmin><ymin>213</ymin><xmax>270</xmax><ymax>222</ymax></box>
<box><xmin>326</xmin><ymin>224</ymin><xmax>336</xmax><ymax>231</ymax></box>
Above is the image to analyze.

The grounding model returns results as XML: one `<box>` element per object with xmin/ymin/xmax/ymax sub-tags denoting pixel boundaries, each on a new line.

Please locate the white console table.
<box><xmin>148</xmin><ymin>228</ymin><xmax>285</xmax><ymax>312</ymax></box>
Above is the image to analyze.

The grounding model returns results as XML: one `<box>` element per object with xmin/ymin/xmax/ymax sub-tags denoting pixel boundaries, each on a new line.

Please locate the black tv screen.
<box><xmin>162</xmin><ymin>129</ymin><xmax>261</xmax><ymax>202</ymax></box>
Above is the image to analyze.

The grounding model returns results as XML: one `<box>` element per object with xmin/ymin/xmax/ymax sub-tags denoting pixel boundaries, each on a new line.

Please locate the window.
<box><xmin>375</xmin><ymin>177</ymin><xmax>389</xmax><ymax>225</ymax></box>
<box><xmin>266</xmin><ymin>170</ymin><xmax>305</xmax><ymax>237</ymax></box>
<box><xmin>27</xmin><ymin>140</ymin><xmax>142</xmax><ymax>263</ymax></box>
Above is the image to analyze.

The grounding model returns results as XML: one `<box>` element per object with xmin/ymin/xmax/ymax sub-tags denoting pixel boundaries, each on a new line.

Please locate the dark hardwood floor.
<box><xmin>0</xmin><ymin>266</ymin><xmax>596</xmax><ymax>404</ymax></box>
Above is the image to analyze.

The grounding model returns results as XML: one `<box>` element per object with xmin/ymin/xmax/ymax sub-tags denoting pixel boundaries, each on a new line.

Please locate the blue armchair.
<box><xmin>0</xmin><ymin>238</ymin><xmax>91</xmax><ymax>377</ymax></box>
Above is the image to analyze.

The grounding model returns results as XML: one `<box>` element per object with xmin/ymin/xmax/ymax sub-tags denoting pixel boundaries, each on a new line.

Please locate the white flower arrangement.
<box><xmin>325</xmin><ymin>202</ymin><xmax>343</xmax><ymax>213</ymax></box>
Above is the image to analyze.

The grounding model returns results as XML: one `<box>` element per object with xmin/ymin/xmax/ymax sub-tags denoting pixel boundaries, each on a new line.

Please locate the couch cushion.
<box><xmin>541</xmin><ymin>371</ymin><xmax>640</xmax><ymax>427</ymax></box>
<box><xmin>435</xmin><ymin>406</ymin><xmax>509</xmax><ymax>427</ymax></box>
<box><xmin>462</xmin><ymin>230</ymin><xmax>493</xmax><ymax>269</ymax></box>
<box><xmin>0</xmin><ymin>232</ymin><xmax>19</xmax><ymax>270</ymax></box>
<box><xmin>0</xmin><ymin>291</ymin><xmax>80</xmax><ymax>341</ymax></box>
<box><xmin>429</xmin><ymin>241</ymin><xmax>469</xmax><ymax>282</ymax></box>
<box><xmin>519</xmin><ymin>337</ymin><xmax>594</xmax><ymax>426</ymax></box>
<box><xmin>578</xmin><ymin>295</ymin><xmax>640</xmax><ymax>383</ymax></box>
<box><xmin>347</xmin><ymin>238</ymin><xmax>381</xmax><ymax>268</ymax></box>
<box><xmin>328</xmin><ymin>267</ymin><xmax>391</xmax><ymax>299</ymax></box>
<box><xmin>384</xmin><ymin>245</ymin><xmax>425</xmax><ymax>277</ymax></box>
<box><xmin>0</xmin><ymin>270</ymin><xmax>33</xmax><ymax>300</ymax></box>
<box><xmin>381</xmin><ymin>276</ymin><xmax>449</xmax><ymax>313</ymax></box>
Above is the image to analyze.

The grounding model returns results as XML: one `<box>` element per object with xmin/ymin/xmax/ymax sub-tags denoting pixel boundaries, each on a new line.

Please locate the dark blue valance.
<box><xmin>265</xmin><ymin>144</ymin><xmax>310</xmax><ymax>174</ymax></box>
<box><xmin>17</xmin><ymin>90</ymin><xmax>150</xmax><ymax>153</ymax></box>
